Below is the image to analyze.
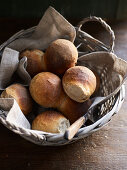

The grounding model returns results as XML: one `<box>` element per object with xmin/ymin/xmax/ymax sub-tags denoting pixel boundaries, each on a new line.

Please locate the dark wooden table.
<box><xmin>0</xmin><ymin>18</ymin><xmax>127</xmax><ymax>170</ymax></box>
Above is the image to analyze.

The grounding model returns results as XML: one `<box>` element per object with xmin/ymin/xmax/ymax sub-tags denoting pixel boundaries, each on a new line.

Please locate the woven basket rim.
<box><xmin>0</xmin><ymin>84</ymin><xmax>125</xmax><ymax>146</ymax></box>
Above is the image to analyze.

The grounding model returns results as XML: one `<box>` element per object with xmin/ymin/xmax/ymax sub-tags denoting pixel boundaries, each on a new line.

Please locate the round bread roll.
<box><xmin>62</xmin><ymin>66</ymin><xmax>96</xmax><ymax>103</ymax></box>
<box><xmin>44</xmin><ymin>39</ymin><xmax>78</xmax><ymax>75</ymax></box>
<box><xmin>20</xmin><ymin>49</ymin><xmax>45</xmax><ymax>77</ymax></box>
<box><xmin>29</xmin><ymin>72</ymin><xmax>62</xmax><ymax>108</ymax></box>
<box><xmin>32</xmin><ymin>111</ymin><xmax>70</xmax><ymax>133</ymax></box>
<box><xmin>58</xmin><ymin>92</ymin><xmax>92</xmax><ymax>123</ymax></box>
<box><xmin>1</xmin><ymin>84</ymin><xmax>33</xmax><ymax>115</ymax></box>
<box><xmin>30</xmin><ymin>71</ymin><xmax>92</xmax><ymax>123</ymax></box>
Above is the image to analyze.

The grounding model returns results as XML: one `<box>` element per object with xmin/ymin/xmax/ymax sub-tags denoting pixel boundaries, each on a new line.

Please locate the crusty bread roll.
<box><xmin>20</xmin><ymin>49</ymin><xmax>45</xmax><ymax>77</ymax></box>
<box><xmin>58</xmin><ymin>91</ymin><xmax>92</xmax><ymax>123</ymax></box>
<box><xmin>20</xmin><ymin>39</ymin><xmax>78</xmax><ymax>76</ymax></box>
<box><xmin>44</xmin><ymin>39</ymin><xmax>78</xmax><ymax>75</ymax></box>
<box><xmin>30</xmin><ymin>72</ymin><xmax>91</xmax><ymax>123</ymax></box>
<box><xmin>62</xmin><ymin>66</ymin><xmax>96</xmax><ymax>103</ymax></box>
<box><xmin>1</xmin><ymin>84</ymin><xmax>33</xmax><ymax>115</ymax></box>
<box><xmin>29</xmin><ymin>72</ymin><xmax>62</xmax><ymax>108</ymax></box>
<box><xmin>32</xmin><ymin>111</ymin><xmax>70</xmax><ymax>133</ymax></box>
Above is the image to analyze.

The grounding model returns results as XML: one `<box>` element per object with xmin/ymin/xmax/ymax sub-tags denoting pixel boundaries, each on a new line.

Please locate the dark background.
<box><xmin>0</xmin><ymin>0</ymin><xmax>127</xmax><ymax>45</ymax></box>
<box><xmin>0</xmin><ymin>0</ymin><xmax>127</xmax><ymax>19</ymax></box>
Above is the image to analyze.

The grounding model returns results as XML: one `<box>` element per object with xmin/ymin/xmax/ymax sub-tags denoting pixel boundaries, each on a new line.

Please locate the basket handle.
<box><xmin>77</xmin><ymin>16</ymin><xmax>115</xmax><ymax>52</ymax></box>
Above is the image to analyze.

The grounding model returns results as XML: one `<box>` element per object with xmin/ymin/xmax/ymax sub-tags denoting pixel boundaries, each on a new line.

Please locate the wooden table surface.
<box><xmin>0</xmin><ymin>19</ymin><xmax>127</xmax><ymax>170</ymax></box>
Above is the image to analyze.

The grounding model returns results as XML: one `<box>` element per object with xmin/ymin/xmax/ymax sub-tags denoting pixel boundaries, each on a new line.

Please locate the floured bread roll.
<box><xmin>1</xmin><ymin>84</ymin><xmax>33</xmax><ymax>115</ymax></box>
<box><xmin>62</xmin><ymin>66</ymin><xmax>96</xmax><ymax>103</ymax></box>
<box><xmin>20</xmin><ymin>49</ymin><xmax>45</xmax><ymax>77</ymax></box>
<box><xmin>32</xmin><ymin>111</ymin><xmax>70</xmax><ymax>133</ymax></box>
<box><xmin>44</xmin><ymin>39</ymin><xmax>78</xmax><ymax>75</ymax></box>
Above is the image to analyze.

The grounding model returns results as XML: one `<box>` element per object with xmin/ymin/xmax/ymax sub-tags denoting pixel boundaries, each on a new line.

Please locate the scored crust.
<box><xmin>29</xmin><ymin>72</ymin><xmax>63</xmax><ymax>108</ymax></box>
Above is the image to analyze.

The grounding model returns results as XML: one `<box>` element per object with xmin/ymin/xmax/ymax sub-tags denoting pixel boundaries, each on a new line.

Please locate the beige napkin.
<box><xmin>8</xmin><ymin>6</ymin><xmax>76</xmax><ymax>52</ymax></box>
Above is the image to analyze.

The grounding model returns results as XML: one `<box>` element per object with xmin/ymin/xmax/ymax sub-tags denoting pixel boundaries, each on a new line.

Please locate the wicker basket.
<box><xmin>0</xmin><ymin>16</ymin><xmax>126</xmax><ymax>146</ymax></box>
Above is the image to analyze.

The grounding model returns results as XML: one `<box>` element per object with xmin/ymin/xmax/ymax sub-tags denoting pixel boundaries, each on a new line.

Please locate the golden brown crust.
<box><xmin>1</xmin><ymin>84</ymin><xmax>33</xmax><ymax>115</ymax></box>
<box><xmin>20</xmin><ymin>49</ymin><xmax>45</xmax><ymax>77</ymax></box>
<box><xmin>32</xmin><ymin>111</ymin><xmax>70</xmax><ymax>133</ymax></box>
<box><xmin>58</xmin><ymin>92</ymin><xmax>91</xmax><ymax>123</ymax></box>
<box><xmin>62</xmin><ymin>66</ymin><xmax>96</xmax><ymax>102</ymax></box>
<box><xmin>29</xmin><ymin>72</ymin><xmax>63</xmax><ymax>108</ymax></box>
<box><xmin>29</xmin><ymin>70</ymin><xmax>92</xmax><ymax>123</ymax></box>
<box><xmin>44</xmin><ymin>39</ymin><xmax>78</xmax><ymax>75</ymax></box>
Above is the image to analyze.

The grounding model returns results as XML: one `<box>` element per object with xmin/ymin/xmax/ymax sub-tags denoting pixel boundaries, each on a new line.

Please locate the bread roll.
<box><xmin>32</xmin><ymin>111</ymin><xmax>70</xmax><ymax>133</ymax></box>
<box><xmin>58</xmin><ymin>91</ymin><xmax>92</xmax><ymax>123</ymax></box>
<box><xmin>29</xmin><ymin>72</ymin><xmax>62</xmax><ymax>108</ymax></box>
<box><xmin>1</xmin><ymin>84</ymin><xmax>33</xmax><ymax>115</ymax></box>
<box><xmin>20</xmin><ymin>49</ymin><xmax>45</xmax><ymax>77</ymax></box>
<box><xmin>20</xmin><ymin>39</ymin><xmax>78</xmax><ymax>76</ymax></box>
<box><xmin>62</xmin><ymin>66</ymin><xmax>96</xmax><ymax>103</ymax></box>
<box><xmin>44</xmin><ymin>39</ymin><xmax>78</xmax><ymax>75</ymax></box>
<box><xmin>30</xmin><ymin>72</ymin><xmax>92</xmax><ymax>123</ymax></box>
